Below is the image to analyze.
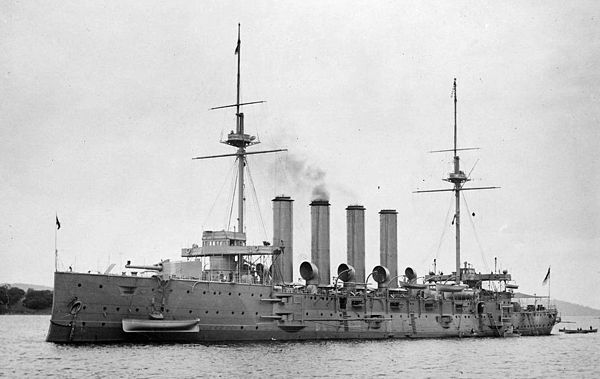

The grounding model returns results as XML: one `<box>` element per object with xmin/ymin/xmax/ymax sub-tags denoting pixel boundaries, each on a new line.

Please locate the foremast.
<box><xmin>193</xmin><ymin>24</ymin><xmax>286</xmax><ymax>235</ymax></box>
<box><xmin>234</xmin><ymin>23</ymin><xmax>244</xmax><ymax>234</ymax></box>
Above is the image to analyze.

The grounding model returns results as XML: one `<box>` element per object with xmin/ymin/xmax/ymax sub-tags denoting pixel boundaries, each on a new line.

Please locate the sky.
<box><xmin>1</xmin><ymin>1</ymin><xmax>599</xmax><ymax>309</ymax></box>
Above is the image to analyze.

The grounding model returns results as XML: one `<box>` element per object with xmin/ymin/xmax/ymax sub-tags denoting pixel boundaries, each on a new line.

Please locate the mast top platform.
<box><xmin>444</xmin><ymin>170</ymin><xmax>469</xmax><ymax>184</ymax></box>
<box><xmin>223</xmin><ymin>130</ymin><xmax>258</xmax><ymax>148</ymax></box>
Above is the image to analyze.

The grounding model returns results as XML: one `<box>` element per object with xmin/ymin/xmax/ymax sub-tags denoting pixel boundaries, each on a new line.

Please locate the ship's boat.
<box><xmin>559</xmin><ymin>328</ymin><xmax>597</xmax><ymax>334</ymax></box>
<box><xmin>436</xmin><ymin>284</ymin><xmax>468</xmax><ymax>293</ymax></box>
<box><xmin>46</xmin><ymin>26</ymin><xmax>560</xmax><ymax>343</ymax></box>
<box><xmin>122</xmin><ymin>319</ymin><xmax>200</xmax><ymax>333</ymax></box>
<box><xmin>400</xmin><ymin>282</ymin><xmax>427</xmax><ymax>290</ymax></box>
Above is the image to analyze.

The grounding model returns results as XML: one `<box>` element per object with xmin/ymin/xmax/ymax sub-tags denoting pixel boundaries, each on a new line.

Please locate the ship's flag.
<box><xmin>56</xmin><ymin>215</ymin><xmax>61</xmax><ymax>230</ymax></box>
<box><xmin>542</xmin><ymin>267</ymin><xmax>550</xmax><ymax>285</ymax></box>
<box><xmin>235</xmin><ymin>39</ymin><xmax>240</xmax><ymax>55</ymax></box>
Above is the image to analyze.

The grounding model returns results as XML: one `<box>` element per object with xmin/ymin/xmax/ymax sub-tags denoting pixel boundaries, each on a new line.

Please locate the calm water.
<box><xmin>0</xmin><ymin>315</ymin><xmax>598</xmax><ymax>378</ymax></box>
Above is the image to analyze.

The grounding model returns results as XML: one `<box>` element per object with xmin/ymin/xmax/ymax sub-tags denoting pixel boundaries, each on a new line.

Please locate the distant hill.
<box><xmin>553</xmin><ymin>299</ymin><xmax>600</xmax><ymax>317</ymax></box>
<box><xmin>5</xmin><ymin>283</ymin><xmax>53</xmax><ymax>291</ymax></box>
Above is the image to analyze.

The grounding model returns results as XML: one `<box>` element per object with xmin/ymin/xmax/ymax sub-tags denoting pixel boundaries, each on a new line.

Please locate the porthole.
<box><xmin>116</xmin><ymin>307</ymin><xmax>120</xmax><ymax>311</ymax></box>
<box><xmin>189</xmin><ymin>310</ymin><xmax>192</xmax><ymax>314</ymax></box>
<box><xmin>186</xmin><ymin>290</ymin><xmax>190</xmax><ymax>294</ymax></box>
<box><xmin>205</xmin><ymin>310</ymin><xmax>209</xmax><ymax>314</ymax></box>
<box><xmin>216</xmin><ymin>311</ymin><xmax>219</xmax><ymax>314</ymax></box>
<box><xmin>99</xmin><ymin>284</ymin><xmax>103</xmax><ymax>289</ymax></box>
<box><xmin>135</xmin><ymin>308</ymin><xmax>139</xmax><ymax>312</ymax></box>
<box><xmin>101</xmin><ymin>322</ymin><xmax>105</xmax><ymax>326</ymax></box>
<box><xmin>240</xmin><ymin>326</ymin><xmax>244</xmax><ymax>329</ymax></box>
<box><xmin>203</xmin><ymin>291</ymin><xmax>206</xmax><ymax>295</ymax></box>
<box><xmin>77</xmin><ymin>283</ymin><xmax>82</xmax><ymax>287</ymax></box>
<box><xmin>241</xmin><ymin>312</ymin><xmax>245</xmax><ymax>315</ymax></box>
<box><xmin>232</xmin><ymin>311</ymin><xmax>235</xmax><ymax>315</ymax></box>
<box><xmin>103</xmin><ymin>307</ymin><xmax>107</xmax><ymax>311</ymax></box>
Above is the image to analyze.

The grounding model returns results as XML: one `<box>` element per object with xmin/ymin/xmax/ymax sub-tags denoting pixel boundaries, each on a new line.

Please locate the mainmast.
<box><xmin>448</xmin><ymin>79</ymin><xmax>467</xmax><ymax>281</ymax></box>
<box><xmin>193</xmin><ymin>24</ymin><xmax>286</xmax><ymax>235</ymax></box>
<box><xmin>414</xmin><ymin>79</ymin><xmax>498</xmax><ymax>283</ymax></box>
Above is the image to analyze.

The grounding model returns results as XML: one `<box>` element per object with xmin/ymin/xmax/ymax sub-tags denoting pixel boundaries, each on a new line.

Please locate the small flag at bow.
<box><xmin>56</xmin><ymin>215</ymin><xmax>61</xmax><ymax>230</ymax></box>
<box><xmin>542</xmin><ymin>267</ymin><xmax>550</xmax><ymax>285</ymax></box>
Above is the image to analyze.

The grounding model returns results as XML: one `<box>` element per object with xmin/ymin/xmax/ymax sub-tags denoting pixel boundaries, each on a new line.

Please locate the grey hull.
<box><xmin>47</xmin><ymin>272</ymin><xmax>558</xmax><ymax>343</ymax></box>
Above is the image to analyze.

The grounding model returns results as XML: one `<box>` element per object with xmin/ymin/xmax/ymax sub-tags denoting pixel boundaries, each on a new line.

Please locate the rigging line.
<box><xmin>461</xmin><ymin>192</ymin><xmax>490</xmax><ymax>273</ymax></box>
<box><xmin>245</xmin><ymin>161</ymin><xmax>269</xmax><ymax>242</ymax></box>
<box><xmin>433</xmin><ymin>193</ymin><xmax>456</xmax><ymax>264</ymax></box>
<box><xmin>201</xmin><ymin>159</ymin><xmax>238</xmax><ymax>231</ymax></box>
<box><xmin>459</xmin><ymin>158</ymin><xmax>480</xmax><ymax>190</ymax></box>
<box><xmin>227</xmin><ymin>158</ymin><xmax>240</xmax><ymax>231</ymax></box>
<box><xmin>466</xmin><ymin>158</ymin><xmax>479</xmax><ymax>181</ymax></box>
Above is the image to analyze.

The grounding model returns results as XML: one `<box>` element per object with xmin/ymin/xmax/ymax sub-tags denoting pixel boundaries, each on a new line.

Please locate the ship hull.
<box><xmin>47</xmin><ymin>272</ymin><xmax>558</xmax><ymax>343</ymax></box>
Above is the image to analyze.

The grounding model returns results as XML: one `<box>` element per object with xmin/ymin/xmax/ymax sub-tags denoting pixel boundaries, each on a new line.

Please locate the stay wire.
<box><xmin>461</xmin><ymin>192</ymin><xmax>490</xmax><ymax>273</ymax></box>
<box><xmin>434</xmin><ymin>193</ymin><xmax>456</xmax><ymax>264</ymax></box>
<box><xmin>201</xmin><ymin>159</ymin><xmax>238</xmax><ymax>231</ymax></box>
<box><xmin>227</xmin><ymin>158</ymin><xmax>240</xmax><ymax>231</ymax></box>
<box><xmin>245</xmin><ymin>160</ymin><xmax>269</xmax><ymax>242</ymax></box>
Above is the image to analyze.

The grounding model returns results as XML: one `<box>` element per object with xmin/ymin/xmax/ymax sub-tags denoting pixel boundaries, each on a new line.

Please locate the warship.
<box><xmin>47</xmin><ymin>27</ymin><xmax>559</xmax><ymax>343</ymax></box>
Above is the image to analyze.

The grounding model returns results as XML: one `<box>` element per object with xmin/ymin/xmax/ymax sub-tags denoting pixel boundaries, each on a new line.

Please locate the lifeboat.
<box><xmin>400</xmin><ymin>282</ymin><xmax>427</xmax><ymax>290</ymax></box>
<box><xmin>122</xmin><ymin>318</ymin><xmax>200</xmax><ymax>333</ymax></box>
<box><xmin>436</xmin><ymin>284</ymin><xmax>468</xmax><ymax>292</ymax></box>
<box><xmin>505</xmin><ymin>283</ymin><xmax>519</xmax><ymax>289</ymax></box>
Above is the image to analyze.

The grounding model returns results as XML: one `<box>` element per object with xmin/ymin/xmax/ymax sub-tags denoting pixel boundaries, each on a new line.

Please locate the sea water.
<box><xmin>0</xmin><ymin>315</ymin><xmax>598</xmax><ymax>378</ymax></box>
